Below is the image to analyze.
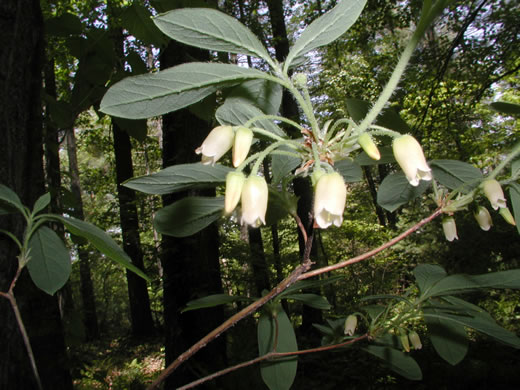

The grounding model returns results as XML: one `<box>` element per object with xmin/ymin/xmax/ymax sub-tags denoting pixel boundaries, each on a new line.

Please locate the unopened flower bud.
<box><xmin>482</xmin><ymin>179</ymin><xmax>506</xmax><ymax>210</ymax></box>
<box><xmin>358</xmin><ymin>133</ymin><xmax>380</xmax><ymax>160</ymax></box>
<box><xmin>292</xmin><ymin>72</ymin><xmax>308</xmax><ymax>88</ymax></box>
<box><xmin>409</xmin><ymin>331</ymin><xmax>422</xmax><ymax>350</ymax></box>
<box><xmin>499</xmin><ymin>207</ymin><xmax>516</xmax><ymax>226</ymax></box>
<box><xmin>232</xmin><ymin>127</ymin><xmax>254</xmax><ymax>167</ymax></box>
<box><xmin>314</xmin><ymin>172</ymin><xmax>347</xmax><ymax>229</ymax></box>
<box><xmin>474</xmin><ymin>206</ymin><xmax>492</xmax><ymax>231</ymax></box>
<box><xmin>241</xmin><ymin>176</ymin><xmax>268</xmax><ymax>227</ymax></box>
<box><xmin>344</xmin><ymin>315</ymin><xmax>358</xmax><ymax>336</ymax></box>
<box><xmin>400</xmin><ymin>334</ymin><xmax>411</xmax><ymax>353</ymax></box>
<box><xmin>392</xmin><ymin>135</ymin><xmax>432</xmax><ymax>186</ymax></box>
<box><xmin>224</xmin><ymin>172</ymin><xmax>245</xmax><ymax>215</ymax></box>
<box><xmin>195</xmin><ymin>125</ymin><xmax>234</xmax><ymax>165</ymax></box>
<box><xmin>442</xmin><ymin>216</ymin><xmax>458</xmax><ymax>241</ymax></box>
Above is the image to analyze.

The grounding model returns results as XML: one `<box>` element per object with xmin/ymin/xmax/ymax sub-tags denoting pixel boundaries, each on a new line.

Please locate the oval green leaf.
<box><xmin>27</xmin><ymin>226</ymin><xmax>71</xmax><ymax>295</ymax></box>
<box><xmin>377</xmin><ymin>171</ymin><xmax>431</xmax><ymax>212</ymax></box>
<box><xmin>154</xmin><ymin>196</ymin><xmax>224</xmax><ymax>237</ymax></box>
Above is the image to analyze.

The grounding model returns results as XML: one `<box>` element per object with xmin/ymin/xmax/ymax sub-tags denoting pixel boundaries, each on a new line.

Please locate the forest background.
<box><xmin>1</xmin><ymin>0</ymin><xmax>519</xmax><ymax>389</ymax></box>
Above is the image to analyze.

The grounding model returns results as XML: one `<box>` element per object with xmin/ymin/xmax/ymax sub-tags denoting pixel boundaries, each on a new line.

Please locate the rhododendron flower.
<box><xmin>232</xmin><ymin>127</ymin><xmax>253</xmax><ymax>167</ymax></box>
<box><xmin>482</xmin><ymin>179</ymin><xmax>506</xmax><ymax>210</ymax></box>
<box><xmin>313</xmin><ymin>172</ymin><xmax>347</xmax><ymax>229</ymax></box>
<box><xmin>474</xmin><ymin>206</ymin><xmax>492</xmax><ymax>231</ymax></box>
<box><xmin>224</xmin><ymin>172</ymin><xmax>245</xmax><ymax>215</ymax></box>
<box><xmin>442</xmin><ymin>216</ymin><xmax>458</xmax><ymax>241</ymax></box>
<box><xmin>358</xmin><ymin>133</ymin><xmax>380</xmax><ymax>160</ymax></box>
<box><xmin>241</xmin><ymin>176</ymin><xmax>268</xmax><ymax>227</ymax></box>
<box><xmin>195</xmin><ymin>125</ymin><xmax>234</xmax><ymax>165</ymax></box>
<box><xmin>392</xmin><ymin>135</ymin><xmax>432</xmax><ymax>186</ymax></box>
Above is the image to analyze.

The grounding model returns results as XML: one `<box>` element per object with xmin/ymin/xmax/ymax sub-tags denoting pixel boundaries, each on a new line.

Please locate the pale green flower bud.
<box><xmin>292</xmin><ymin>72</ymin><xmax>308</xmax><ymax>88</ymax></box>
<box><xmin>409</xmin><ymin>331</ymin><xmax>422</xmax><ymax>350</ymax></box>
<box><xmin>313</xmin><ymin>172</ymin><xmax>347</xmax><ymax>229</ymax></box>
<box><xmin>400</xmin><ymin>334</ymin><xmax>411</xmax><ymax>353</ymax></box>
<box><xmin>241</xmin><ymin>176</ymin><xmax>268</xmax><ymax>227</ymax></box>
<box><xmin>195</xmin><ymin>125</ymin><xmax>234</xmax><ymax>165</ymax></box>
<box><xmin>474</xmin><ymin>206</ymin><xmax>492</xmax><ymax>231</ymax></box>
<box><xmin>392</xmin><ymin>135</ymin><xmax>432</xmax><ymax>186</ymax></box>
<box><xmin>442</xmin><ymin>216</ymin><xmax>458</xmax><ymax>241</ymax></box>
<box><xmin>344</xmin><ymin>315</ymin><xmax>358</xmax><ymax>336</ymax></box>
<box><xmin>499</xmin><ymin>207</ymin><xmax>516</xmax><ymax>226</ymax></box>
<box><xmin>224</xmin><ymin>172</ymin><xmax>245</xmax><ymax>215</ymax></box>
<box><xmin>232</xmin><ymin>127</ymin><xmax>254</xmax><ymax>168</ymax></box>
<box><xmin>358</xmin><ymin>133</ymin><xmax>380</xmax><ymax>160</ymax></box>
<box><xmin>482</xmin><ymin>179</ymin><xmax>507</xmax><ymax>210</ymax></box>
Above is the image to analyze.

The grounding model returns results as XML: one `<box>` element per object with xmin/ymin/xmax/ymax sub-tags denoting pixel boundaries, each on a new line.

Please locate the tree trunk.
<box><xmin>0</xmin><ymin>0</ymin><xmax>72</xmax><ymax>388</ymax></box>
<box><xmin>112</xmin><ymin>122</ymin><xmax>155</xmax><ymax>337</ymax></box>
<box><xmin>247</xmin><ymin>227</ymin><xmax>271</xmax><ymax>295</ymax></box>
<box><xmin>160</xmin><ymin>35</ymin><xmax>226</xmax><ymax>389</ymax></box>
<box><xmin>65</xmin><ymin>129</ymin><xmax>100</xmax><ymax>340</ymax></box>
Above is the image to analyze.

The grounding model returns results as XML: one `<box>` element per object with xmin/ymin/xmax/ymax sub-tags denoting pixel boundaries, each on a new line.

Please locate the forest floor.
<box><xmin>70</xmin><ymin>335</ymin><xmax>164</xmax><ymax>389</ymax></box>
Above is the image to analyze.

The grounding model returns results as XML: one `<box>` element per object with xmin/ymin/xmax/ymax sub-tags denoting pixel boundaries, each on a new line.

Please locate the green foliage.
<box><xmin>258</xmin><ymin>306</ymin><xmax>298</xmax><ymax>390</ymax></box>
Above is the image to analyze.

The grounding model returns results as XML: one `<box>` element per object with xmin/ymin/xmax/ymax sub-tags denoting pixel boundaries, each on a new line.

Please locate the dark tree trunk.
<box><xmin>247</xmin><ymin>227</ymin><xmax>271</xmax><ymax>295</ymax></box>
<box><xmin>0</xmin><ymin>0</ymin><xmax>72</xmax><ymax>388</ymax></box>
<box><xmin>112</xmin><ymin>122</ymin><xmax>155</xmax><ymax>337</ymax></box>
<box><xmin>160</xmin><ymin>35</ymin><xmax>226</xmax><ymax>389</ymax></box>
<box><xmin>65</xmin><ymin>129</ymin><xmax>100</xmax><ymax>340</ymax></box>
<box><xmin>362</xmin><ymin>166</ymin><xmax>387</xmax><ymax>226</ymax></box>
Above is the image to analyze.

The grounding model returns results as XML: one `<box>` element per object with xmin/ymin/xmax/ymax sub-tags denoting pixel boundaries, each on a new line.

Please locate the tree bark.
<box><xmin>112</xmin><ymin>122</ymin><xmax>155</xmax><ymax>337</ymax></box>
<box><xmin>65</xmin><ymin>129</ymin><xmax>100</xmax><ymax>340</ymax></box>
<box><xmin>160</xmin><ymin>30</ymin><xmax>226</xmax><ymax>389</ymax></box>
<box><xmin>0</xmin><ymin>0</ymin><xmax>72</xmax><ymax>388</ymax></box>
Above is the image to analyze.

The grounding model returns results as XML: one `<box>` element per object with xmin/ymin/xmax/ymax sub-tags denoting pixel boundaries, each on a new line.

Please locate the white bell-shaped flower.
<box><xmin>224</xmin><ymin>171</ymin><xmax>245</xmax><ymax>215</ymax></box>
<box><xmin>195</xmin><ymin>125</ymin><xmax>234</xmax><ymax>165</ymax></box>
<box><xmin>482</xmin><ymin>179</ymin><xmax>507</xmax><ymax>210</ymax></box>
<box><xmin>392</xmin><ymin>135</ymin><xmax>432</xmax><ymax>186</ymax></box>
<box><xmin>232</xmin><ymin>127</ymin><xmax>254</xmax><ymax>167</ymax></box>
<box><xmin>474</xmin><ymin>206</ymin><xmax>492</xmax><ymax>231</ymax></box>
<box><xmin>442</xmin><ymin>216</ymin><xmax>458</xmax><ymax>241</ymax></box>
<box><xmin>314</xmin><ymin>172</ymin><xmax>347</xmax><ymax>229</ymax></box>
<box><xmin>240</xmin><ymin>175</ymin><xmax>268</xmax><ymax>227</ymax></box>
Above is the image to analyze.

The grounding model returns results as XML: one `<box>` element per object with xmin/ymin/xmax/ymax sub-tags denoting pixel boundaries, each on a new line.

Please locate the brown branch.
<box><xmin>298</xmin><ymin>208</ymin><xmax>443</xmax><ymax>280</ymax></box>
<box><xmin>149</xmin><ymin>208</ymin><xmax>441</xmax><ymax>389</ymax></box>
<box><xmin>178</xmin><ymin>334</ymin><xmax>370</xmax><ymax>390</ymax></box>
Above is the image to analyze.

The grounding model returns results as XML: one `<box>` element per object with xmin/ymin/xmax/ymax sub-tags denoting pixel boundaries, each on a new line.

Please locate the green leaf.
<box><xmin>490</xmin><ymin>101</ymin><xmax>520</xmax><ymax>116</ymax></box>
<box><xmin>100</xmin><ymin>63</ymin><xmax>271</xmax><ymax>119</ymax></box>
<box><xmin>45</xmin><ymin>13</ymin><xmax>83</xmax><ymax>36</ymax></box>
<box><xmin>258</xmin><ymin>307</ymin><xmax>298</xmax><ymax>390</ymax></box>
<box><xmin>281</xmin><ymin>276</ymin><xmax>344</xmax><ymax>296</ymax></box>
<box><xmin>271</xmin><ymin>151</ymin><xmax>301</xmax><ymax>185</ymax></box>
<box><xmin>413</xmin><ymin>264</ymin><xmax>447</xmax><ymax>294</ymax></box>
<box><xmin>282</xmin><ymin>293</ymin><xmax>332</xmax><ymax>310</ymax></box>
<box><xmin>430</xmin><ymin>160</ymin><xmax>482</xmax><ymax>193</ymax></box>
<box><xmin>27</xmin><ymin>226</ymin><xmax>71</xmax><ymax>295</ymax></box>
<box><xmin>377</xmin><ymin>171</ymin><xmax>430</xmax><ymax>212</ymax></box>
<box><xmin>121</xmin><ymin>3</ymin><xmax>168</xmax><ymax>47</ymax></box>
<box><xmin>363</xmin><ymin>345</ymin><xmax>422</xmax><ymax>380</ymax></box>
<box><xmin>360</xmin><ymin>294</ymin><xmax>413</xmax><ymax>306</ymax></box>
<box><xmin>335</xmin><ymin>159</ymin><xmax>363</xmax><ymax>182</ymax></box>
<box><xmin>423</xmin><ymin>269</ymin><xmax>520</xmax><ymax>299</ymax></box>
<box><xmin>226</xmin><ymin>79</ymin><xmax>282</xmax><ymax>116</ymax></box>
<box><xmin>265</xmin><ymin>187</ymin><xmax>296</xmax><ymax>226</ymax></box>
<box><xmin>182</xmin><ymin>293</ymin><xmax>252</xmax><ymax>313</ymax></box>
<box><xmin>0</xmin><ymin>184</ymin><xmax>25</xmax><ymax>215</ymax></box>
<box><xmin>285</xmin><ymin>0</ymin><xmax>368</xmax><ymax>70</ymax></box>
<box><xmin>154</xmin><ymin>8</ymin><xmax>272</xmax><ymax>62</ymax></box>
<box><xmin>355</xmin><ymin>146</ymin><xmax>396</xmax><ymax>166</ymax></box>
<box><xmin>154</xmin><ymin>196</ymin><xmax>224</xmax><ymax>237</ymax></box>
<box><xmin>424</xmin><ymin>306</ymin><xmax>468</xmax><ymax>365</ymax></box>
<box><xmin>48</xmin><ymin>215</ymin><xmax>150</xmax><ymax>281</ymax></box>
<box><xmin>509</xmin><ymin>183</ymin><xmax>520</xmax><ymax>235</ymax></box>
<box><xmin>423</xmin><ymin>304</ymin><xmax>520</xmax><ymax>348</ymax></box>
<box><xmin>32</xmin><ymin>193</ymin><xmax>51</xmax><ymax>215</ymax></box>
<box><xmin>216</xmin><ymin>99</ymin><xmax>286</xmax><ymax>137</ymax></box>
<box><xmin>123</xmin><ymin>163</ymin><xmax>232</xmax><ymax>195</ymax></box>
<box><xmin>345</xmin><ymin>98</ymin><xmax>410</xmax><ymax>134</ymax></box>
